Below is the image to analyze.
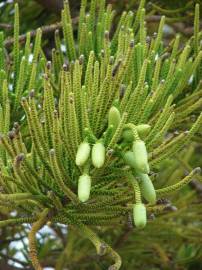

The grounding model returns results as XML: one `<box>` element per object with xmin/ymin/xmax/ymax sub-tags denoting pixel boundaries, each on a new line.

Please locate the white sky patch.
<box><xmin>188</xmin><ymin>74</ymin><xmax>194</xmax><ymax>85</ymax></box>
<box><xmin>39</xmin><ymin>225</ymin><xmax>57</xmax><ymax>239</ymax></box>
<box><xmin>7</xmin><ymin>225</ymin><xmax>63</xmax><ymax>269</ymax></box>
<box><xmin>60</xmin><ymin>224</ymin><xmax>68</xmax><ymax>235</ymax></box>
<box><xmin>163</xmin><ymin>24</ymin><xmax>174</xmax><ymax>35</ymax></box>
<box><xmin>155</xmin><ymin>53</ymin><xmax>159</xmax><ymax>61</ymax></box>
<box><xmin>9</xmin><ymin>83</ymin><xmax>13</xmax><ymax>91</ymax></box>
<box><xmin>0</xmin><ymin>0</ymin><xmax>13</xmax><ymax>7</ymax></box>
<box><xmin>9</xmin><ymin>232</ymin><xmax>29</xmax><ymax>268</ymax></box>
<box><xmin>61</xmin><ymin>44</ymin><xmax>66</xmax><ymax>53</ymax></box>
<box><xmin>20</xmin><ymin>114</ymin><xmax>26</xmax><ymax>122</ymax></box>
<box><xmin>8</xmin><ymin>259</ymin><xmax>23</xmax><ymax>269</ymax></box>
<box><xmin>0</xmin><ymin>2</ymin><xmax>6</xmax><ymax>8</ymax></box>
<box><xmin>10</xmin><ymin>210</ymin><xmax>17</xmax><ymax>217</ymax></box>
<box><xmin>9</xmin><ymin>9</ymin><xmax>14</xmax><ymax>15</ymax></box>
<box><xmin>29</xmin><ymin>54</ymin><xmax>34</xmax><ymax>63</ymax></box>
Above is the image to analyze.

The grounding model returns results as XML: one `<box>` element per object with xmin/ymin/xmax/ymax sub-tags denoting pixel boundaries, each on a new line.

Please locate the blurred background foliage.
<box><xmin>0</xmin><ymin>0</ymin><xmax>202</xmax><ymax>270</ymax></box>
<box><xmin>1</xmin><ymin>0</ymin><xmax>201</xmax><ymax>36</ymax></box>
<box><xmin>1</xmin><ymin>0</ymin><xmax>202</xmax><ymax>57</ymax></box>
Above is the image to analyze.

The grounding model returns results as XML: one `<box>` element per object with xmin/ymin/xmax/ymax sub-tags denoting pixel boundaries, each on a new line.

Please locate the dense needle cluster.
<box><xmin>0</xmin><ymin>0</ymin><xmax>201</xmax><ymax>269</ymax></box>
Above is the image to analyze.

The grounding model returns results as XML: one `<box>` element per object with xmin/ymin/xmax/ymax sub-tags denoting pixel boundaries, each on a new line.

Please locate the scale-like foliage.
<box><xmin>0</xmin><ymin>1</ymin><xmax>201</xmax><ymax>269</ymax></box>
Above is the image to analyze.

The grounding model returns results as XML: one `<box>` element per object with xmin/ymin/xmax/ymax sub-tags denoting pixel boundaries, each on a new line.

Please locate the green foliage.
<box><xmin>0</xmin><ymin>4</ymin><xmax>44</xmax><ymax>125</ymax></box>
<box><xmin>0</xmin><ymin>0</ymin><xmax>201</xmax><ymax>269</ymax></box>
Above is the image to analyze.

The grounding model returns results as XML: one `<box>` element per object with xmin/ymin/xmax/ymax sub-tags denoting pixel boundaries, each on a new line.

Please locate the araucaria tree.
<box><xmin>0</xmin><ymin>0</ymin><xmax>201</xmax><ymax>269</ymax></box>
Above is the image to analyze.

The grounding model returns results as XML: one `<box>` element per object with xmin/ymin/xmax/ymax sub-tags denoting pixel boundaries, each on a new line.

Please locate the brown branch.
<box><xmin>114</xmin><ymin>215</ymin><xmax>133</xmax><ymax>249</ymax></box>
<box><xmin>28</xmin><ymin>209</ymin><xmax>49</xmax><ymax>270</ymax></box>
<box><xmin>35</xmin><ymin>0</ymin><xmax>80</xmax><ymax>15</ymax></box>
<box><xmin>4</xmin><ymin>15</ymin><xmax>79</xmax><ymax>49</ymax></box>
<box><xmin>35</xmin><ymin>0</ymin><xmax>64</xmax><ymax>13</ymax></box>
<box><xmin>4</xmin><ymin>22</ymin><xmax>61</xmax><ymax>49</ymax></box>
<box><xmin>189</xmin><ymin>180</ymin><xmax>202</xmax><ymax>197</ymax></box>
<box><xmin>0</xmin><ymin>23</ymin><xmax>12</xmax><ymax>30</ymax></box>
<box><xmin>114</xmin><ymin>228</ymin><xmax>132</xmax><ymax>249</ymax></box>
<box><xmin>146</xmin><ymin>15</ymin><xmax>162</xmax><ymax>23</ymax></box>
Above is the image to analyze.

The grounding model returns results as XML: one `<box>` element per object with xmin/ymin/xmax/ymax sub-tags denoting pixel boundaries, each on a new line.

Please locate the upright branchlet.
<box><xmin>0</xmin><ymin>2</ymin><xmax>201</xmax><ymax>270</ymax></box>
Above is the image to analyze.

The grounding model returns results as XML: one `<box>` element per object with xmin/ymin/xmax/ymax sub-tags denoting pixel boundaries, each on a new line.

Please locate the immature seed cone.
<box><xmin>136</xmin><ymin>124</ymin><xmax>151</xmax><ymax>139</ymax></box>
<box><xmin>122</xmin><ymin>129</ymin><xmax>134</xmax><ymax>142</ymax></box>
<box><xmin>122</xmin><ymin>151</ymin><xmax>137</xmax><ymax>168</ymax></box>
<box><xmin>78</xmin><ymin>174</ymin><xmax>91</xmax><ymax>202</ymax></box>
<box><xmin>108</xmin><ymin>106</ymin><xmax>121</xmax><ymax>130</ymax></box>
<box><xmin>92</xmin><ymin>142</ymin><xmax>105</xmax><ymax>168</ymax></box>
<box><xmin>138</xmin><ymin>173</ymin><xmax>156</xmax><ymax>205</ymax></box>
<box><xmin>76</xmin><ymin>142</ymin><xmax>91</xmax><ymax>166</ymax></box>
<box><xmin>122</xmin><ymin>124</ymin><xmax>151</xmax><ymax>142</ymax></box>
<box><xmin>132</xmin><ymin>140</ymin><xmax>150</xmax><ymax>174</ymax></box>
<box><xmin>133</xmin><ymin>203</ymin><xmax>147</xmax><ymax>228</ymax></box>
